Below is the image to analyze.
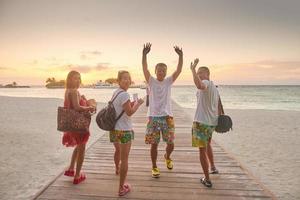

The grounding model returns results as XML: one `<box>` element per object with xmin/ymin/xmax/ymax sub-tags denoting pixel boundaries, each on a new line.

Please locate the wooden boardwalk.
<box><xmin>34</xmin><ymin>101</ymin><xmax>276</xmax><ymax>200</ymax></box>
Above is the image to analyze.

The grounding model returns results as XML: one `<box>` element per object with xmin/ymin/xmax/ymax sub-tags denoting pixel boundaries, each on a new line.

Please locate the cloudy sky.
<box><xmin>0</xmin><ymin>0</ymin><xmax>299</xmax><ymax>85</ymax></box>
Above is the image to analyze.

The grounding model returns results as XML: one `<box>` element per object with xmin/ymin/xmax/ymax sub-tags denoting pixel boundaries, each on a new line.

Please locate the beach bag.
<box><xmin>215</xmin><ymin>96</ymin><xmax>233</xmax><ymax>133</ymax></box>
<box><xmin>57</xmin><ymin>107</ymin><xmax>91</xmax><ymax>132</ymax></box>
<box><xmin>96</xmin><ymin>91</ymin><xmax>125</xmax><ymax>131</ymax></box>
<box><xmin>215</xmin><ymin>114</ymin><xmax>233</xmax><ymax>133</ymax></box>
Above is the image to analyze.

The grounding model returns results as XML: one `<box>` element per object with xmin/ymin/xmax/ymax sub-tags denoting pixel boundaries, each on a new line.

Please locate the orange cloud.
<box><xmin>0</xmin><ymin>66</ymin><xmax>15</xmax><ymax>71</ymax></box>
<box><xmin>212</xmin><ymin>60</ymin><xmax>300</xmax><ymax>84</ymax></box>
<box><xmin>80</xmin><ymin>50</ymin><xmax>102</xmax><ymax>60</ymax></box>
<box><xmin>58</xmin><ymin>63</ymin><xmax>109</xmax><ymax>73</ymax></box>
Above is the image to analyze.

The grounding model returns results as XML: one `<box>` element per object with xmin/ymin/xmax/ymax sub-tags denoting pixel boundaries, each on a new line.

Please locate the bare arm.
<box><xmin>172</xmin><ymin>46</ymin><xmax>183</xmax><ymax>82</ymax></box>
<box><xmin>69</xmin><ymin>90</ymin><xmax>95</xmax><ymax>112</ymax></box>
<box><xmin>190</xmin><ymin>58</ymin><xmax>207</xmax><ymax>90</ymax></box>
<box><xmin>142</xmin><ymin>43</ymin><xmax>152</xmax><ymax>83</ymax></box>
<box><xmin>122</xmin><ymin>99</ymin><xmax>144</xmax><ymax>116</ymax></box>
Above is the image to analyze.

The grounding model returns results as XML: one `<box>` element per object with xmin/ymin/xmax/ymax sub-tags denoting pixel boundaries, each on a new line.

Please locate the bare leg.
<box><xmin>119</xmin><ymin>142</ymin><xmax>131</xmax><ymax>191</ymax></box>
<box><xmin>151</xmin><ymin>143</ymin><xmax>158</xmax><ymax>168</ymax></box>
<box><xmin>113</xmin><ymin>143</ymin><xmax>121</xmax><ymax>174</ymax></box>
<box><xmin>207</xmin><ymin>138</ymin><xmax>216</xmax><ymax>170</ymax></box>
<box><xmin>165</xmin><ymin>143</ymin><xmax>174</xmax><ymax>159</ymax></box>
<box><xmin>69</xmin><ymin>146</ymin><xmax>78</xmax><ymax>170</ymax></box>
<box><xmin>74</xmin><ymin>144</ymin><xmax>86</xmax><ymax>179</ymax></box>
<box><xmin>199</xmin><ymin>147</ymin><xmax>210</xmax><ymax>180</ymax></box>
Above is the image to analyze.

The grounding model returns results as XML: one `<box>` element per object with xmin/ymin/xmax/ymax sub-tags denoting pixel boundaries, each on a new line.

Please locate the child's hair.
<box><xmin>117</xmin><ymin>70</ymin><xmax>131</xmax><ymax>82</ymax></box>
<box><xmin>198</xmin><ymin>66</ymin><xmax>210</xmax><ymax>75</ymax></box>
<box><xmin>66</xmin><ymin>70</ymin><xmax>81</xmax><ymax>89</ymax></box>
<box><xmin>155</xmin><ymin>63</ymin><xmax>167</xmax><ymax>71</ymax></box>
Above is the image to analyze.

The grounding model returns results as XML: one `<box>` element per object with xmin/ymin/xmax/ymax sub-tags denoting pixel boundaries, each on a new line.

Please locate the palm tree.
<box><xmin>46</xmin><ymin>77</ymin><xmax>56</xmax><ymax>83</ymax></box>
<box><xmin>105</xmin><ymin>78</ymin><xmax>118</xmax><ymax>84</ymax></box>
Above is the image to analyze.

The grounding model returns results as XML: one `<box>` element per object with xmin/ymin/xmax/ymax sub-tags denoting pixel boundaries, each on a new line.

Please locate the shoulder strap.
<box><xmin>110</xmin><ymin>90</ymin><xmax>126</xmax><ymax>121</ymax></box>
<box><xmin>216</xmin><ymin>86</ymin><xmax>225</xmax><ymax>115</ymax></box>
<box><xmin>218</xmin><ymin>95</ymin><xmax>225</xmax><ymax>115</ymax></box>
<box><xmin>116</xmin><ymin>110</ymin><xmax>125</xmax><ymax>121</ymax></box>
<box><xmin>110</xmin><ymin>90</ymin><xmax>125</xmax><ymax>103</ymax></box>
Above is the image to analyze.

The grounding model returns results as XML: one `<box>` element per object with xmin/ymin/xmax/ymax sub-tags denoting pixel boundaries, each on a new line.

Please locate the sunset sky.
<box><xmin>0</xmin><ymin>0</ymin><xmax>300</xmax><ymax>85</ymax></box>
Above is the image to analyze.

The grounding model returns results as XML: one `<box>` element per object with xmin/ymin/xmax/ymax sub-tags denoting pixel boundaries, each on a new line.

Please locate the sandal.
<box><xmin>119</xmin><ymin>183</ymin><xmax>131</xmax><ymax>196</ymax></box>
<box><xmin>200</xmin><ymin>177</ymin><xmax>212</xmax><ymax>188</ymax></box>
<box><xmin>210</xmin><ymin>167</ymin><xmax>219</xmax><ymax>174</ymax></box>
<box><xmin>64</xmin><ymin>169</ymin><xmax>75</xmax><ymax>177</ymax></box>
<box><xmin>73</xmin><ymin>173</ymin><xmax>86</xmax><ymax>184</ymax></box>
<box><xmin>164</xmin><ymin>154</ymin><xmax>173</xmax><ymax>170</ymax></box>
<box><xmin>123</xmin><ymin>183</ymin><xmax>131</xmax><ymax>189</ymax></box>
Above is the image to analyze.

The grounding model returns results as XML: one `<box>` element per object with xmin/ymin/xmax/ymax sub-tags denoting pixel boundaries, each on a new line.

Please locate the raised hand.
<box><xmin>190</xmin><ymin>58</ymin><xmax>199</xmax><ymax>71</ymax></box>
<box><xmin>143</xmin><ymin>43</ymin><xmax>152</xmax><ymax>55</ymax></box>
<box><xmin>174</xmin><ymin>46</ymin><xmax>183</xmax><ymax>56</ymax></box>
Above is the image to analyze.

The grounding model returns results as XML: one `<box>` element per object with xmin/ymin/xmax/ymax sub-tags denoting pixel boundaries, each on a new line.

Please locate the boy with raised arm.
<box><xmin>190</xmin><ymin>58</ymin><xmax>220</xmax><ymax>188</ymax></box>
<box><xmin>142</xmin><ymin>43</ymin><xmax>183</xmax><ymax>178</ymax></box>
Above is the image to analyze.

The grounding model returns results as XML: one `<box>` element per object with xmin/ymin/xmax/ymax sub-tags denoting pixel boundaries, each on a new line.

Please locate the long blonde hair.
<box><xmin>66</xmin><ymin>70</ymin><xmax>81</xmax><ymax>89</ymax></box>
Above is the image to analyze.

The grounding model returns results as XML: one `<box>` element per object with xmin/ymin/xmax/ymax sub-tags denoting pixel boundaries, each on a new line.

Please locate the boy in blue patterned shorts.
<box><xmin>142</xmin><ymin>43</ymin><xmax>183</xmax><ymax>177</ymax></box>
<box><xmin>190</xmin><ymin>58</ymin><xmax>222</xmax><ymax>187</ymax></box>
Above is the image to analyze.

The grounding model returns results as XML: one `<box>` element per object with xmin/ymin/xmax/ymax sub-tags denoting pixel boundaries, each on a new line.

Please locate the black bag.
<box><xmin>96</xmin><ymin>91</ymin><xmax>125</xmax><ymax>131</ymax></box>
<box><xmin>215</xmin><ymin>115</ymin><xmax>233</xmax><ymax>133</ymax></box>
<box><xmin>215</xmin><ymin>96</ymin><xmax>233</xmax><ymax>133</ymax></box>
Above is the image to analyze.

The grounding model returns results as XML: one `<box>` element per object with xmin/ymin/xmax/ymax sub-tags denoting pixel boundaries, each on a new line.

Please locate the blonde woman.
<box><xmin>62</xmin><ymin>71</ymin><xmax>96</xmax><ymax>184</ymax></box>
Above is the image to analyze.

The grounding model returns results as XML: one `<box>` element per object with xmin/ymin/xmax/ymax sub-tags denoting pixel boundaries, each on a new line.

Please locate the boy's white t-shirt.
<box><xmin>194</xmin><ymin>80</ymin><xmax>219</xmax><ymax>126</ymax></box>
<box><xmin>148</xmin><ymin>76</ymin><xmax>173</xmax><ymax>117</ymax></box>
<box><xmin>111</xmin><ymin>88</ymin><xmax>132</xmax><ymax>131</ymax></box>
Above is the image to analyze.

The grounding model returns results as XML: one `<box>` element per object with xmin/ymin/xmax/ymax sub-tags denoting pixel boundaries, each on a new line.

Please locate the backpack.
<box><xmin>96</xmin><ymin>91</ymin><xmax>125</xmax><ymax>131</ymax></box>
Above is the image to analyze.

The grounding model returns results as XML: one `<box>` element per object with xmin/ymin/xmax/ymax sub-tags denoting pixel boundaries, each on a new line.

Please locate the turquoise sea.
<box><xmin>0</xmin><ymin>85</ymin><xmax>299</xmax><ymax>111</ymax></box>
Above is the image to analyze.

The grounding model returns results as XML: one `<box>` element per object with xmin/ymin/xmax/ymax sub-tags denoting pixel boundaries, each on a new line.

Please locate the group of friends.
<box><xmin>61</xmin><ymin>43</ymin><xmax>223</xmax><ymax>196</ymax></box>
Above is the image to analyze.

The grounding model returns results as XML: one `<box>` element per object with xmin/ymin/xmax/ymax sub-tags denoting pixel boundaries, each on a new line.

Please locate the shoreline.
<box><xmin>1</xmin><ymin>95</ymin><xmax>300</xmax><ymax>113</ymax></box>
<box><xmin>0</xmin><ymin>96</ymin><xmax>299</xmax><ymax>200</ymax></box>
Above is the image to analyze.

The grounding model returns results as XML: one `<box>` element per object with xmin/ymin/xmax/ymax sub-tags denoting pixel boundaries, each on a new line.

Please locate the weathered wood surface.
<box><xmin>34</xmin><ymin>101</ymin><xmax>276</xmax><ymax>200</ymax></box>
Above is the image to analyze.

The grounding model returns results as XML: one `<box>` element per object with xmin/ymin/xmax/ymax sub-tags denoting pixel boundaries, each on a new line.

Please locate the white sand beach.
<box><xmin>185</xmin><ymin>108</ymin><xmax>300</xmax><ymax>200</ymax></box>
<box><xmin>0</xmin><ymin>96</ymin><xmax>299</xmax><ymax>200</ymax></box>
<box><xmin>0</xmin><ymin>96</ymin><xmax>106</xmax><ymax>200</ymax></box>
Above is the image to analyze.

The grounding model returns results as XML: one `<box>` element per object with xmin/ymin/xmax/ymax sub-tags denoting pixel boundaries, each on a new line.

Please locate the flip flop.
<box><xmin>64</xmin><ymin>169</ymin><xmax>75</xmax><ymax>177</ymax></box>
<box><xmin>123</xmin><ymin>183</ymin><xmax>131</xmax><ymax>189</ymax></box>
<box><xmin>73</xmin><ymin>173</ymin><xmax>86</xmax><ymax>184</ymax></box>
<box><xmin>210</xmin><ymin>168</ymin><xmax>219</xmax><ymax>174</ymax></box>
<box><xmin>200</xmin><ymin>177</ymin><xmax>212</xmax><ymax>188</ymax></box>
<box><xmin>119</xmin><ymin>183</ymin><xmax>131</xmax><ymax>196</ymax></box>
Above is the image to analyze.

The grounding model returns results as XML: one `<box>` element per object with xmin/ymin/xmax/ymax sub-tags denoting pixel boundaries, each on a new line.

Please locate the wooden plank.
<box><xmin>34</xmin><ymin>101</ymin><xmax>277</xmax><ymax>200</ymax></box>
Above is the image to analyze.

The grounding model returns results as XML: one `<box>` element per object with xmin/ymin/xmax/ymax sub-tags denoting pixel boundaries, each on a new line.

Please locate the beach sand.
<box><xmin>0</xmin><ymin>96</ymin><xmax>299</xmax><ymax>200</ymax></box>
<box><xmin>0</xmin><ymin>96</ymin><xmax>105</xmax><ymax>200</ymax></box>
<box><xmin>185</xmin><ymin>108</ymin><xmax>300</xmax><ymax>200</ymax></box>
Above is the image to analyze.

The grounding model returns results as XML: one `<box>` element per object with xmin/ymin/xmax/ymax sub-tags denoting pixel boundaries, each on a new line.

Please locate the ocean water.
<box><xmin>0</xmin><ymin>85</ymin><xmax>300</xmax><ymax>111</ymax></box>
<box><xmin>1</xmin><ymin>86</ymin><xmax>299</xmax><ymax>200</ymax></box>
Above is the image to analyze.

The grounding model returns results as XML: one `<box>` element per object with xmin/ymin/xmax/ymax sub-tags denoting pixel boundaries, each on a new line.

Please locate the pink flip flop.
<box><xmin>64</xmin><ymin>169</ymin><xmax>75</xmax><ymax>177</ymax></box>
<box><xmin>73</xmin><ymin>173</ymin><xmax>86</xmax><ymax>184</ymax></box>
<box><xmin>119</xmin><ymin>183</ymin><xmax>131</xmax><ymax>196</ymax></box>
